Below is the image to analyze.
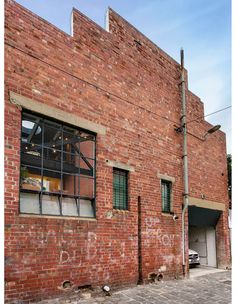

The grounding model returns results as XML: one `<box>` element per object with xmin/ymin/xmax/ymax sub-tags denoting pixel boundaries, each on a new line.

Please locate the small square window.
<box><xmin>161</xmin><ymin>180</ymin><xmax>172</xmax><ymax>213</ymax></box>
<box><xmin>113</xmin><ymin>168</ymin><xmax>128</xmax><ymax>210</ymax></box>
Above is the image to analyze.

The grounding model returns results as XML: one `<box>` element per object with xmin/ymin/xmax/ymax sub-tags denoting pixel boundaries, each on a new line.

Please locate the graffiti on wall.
<box><xmin>17</xmin><ymin>226</ymin><xmax>135</xmax><ymax>267</ymax></box>
<box><xmin>144</xmin><ymin>217</ymin><xmax>178</xmax><ymax>247</ymax></box>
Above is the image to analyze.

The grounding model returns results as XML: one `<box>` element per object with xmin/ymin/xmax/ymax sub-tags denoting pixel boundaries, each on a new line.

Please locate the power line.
<box><xmin>5</xmin><ymin>42</ymin><xmax>179</xmax><ymax>125</ymax></box>
<box><xmin>5</xmin><ymin>41</ymin><xmax>231</xmax><ymax>130</ymax></box>
<box><xmin>186</xmin><ymin>106</ymin><xmax>231</xmax><ymax>125</ymax></box>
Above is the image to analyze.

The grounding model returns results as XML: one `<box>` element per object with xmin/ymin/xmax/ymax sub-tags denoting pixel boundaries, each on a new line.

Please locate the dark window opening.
<box><xmin>161</xmin><ymin>180</ymin><xmax>171</xmax><ymax>213</ymax></box>
<box><xmin>20</xmin><ymin>112</ymin><xmax>96</xmax><ymax>218</ymax></box>
<box><xmin>113</xmin><ymin>168</ymin><xmax>128</xmax><ymax>210</ymax></box>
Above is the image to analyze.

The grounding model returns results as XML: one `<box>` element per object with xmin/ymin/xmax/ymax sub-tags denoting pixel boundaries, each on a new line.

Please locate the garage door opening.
<box><xmin>188</xmin><ymin>206</ymin><xmax>221</xmax><ymax>268</ymax></box>
<box><xmin>189</xmin><ymin>226</ymin><xmax>216</xmax><ymax>267</ymax></box>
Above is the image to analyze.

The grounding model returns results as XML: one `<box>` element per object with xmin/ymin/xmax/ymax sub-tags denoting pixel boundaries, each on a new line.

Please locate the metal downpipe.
<box><xmin>180</xmin><ymin>49</ymin><xmax>189</xmax><ymax>276</ymax></box>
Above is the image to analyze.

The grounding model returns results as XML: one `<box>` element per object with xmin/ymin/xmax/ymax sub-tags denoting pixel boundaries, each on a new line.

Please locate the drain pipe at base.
<box><xmin>180</xmin><ymin>49</ymin><xmax>189</xmax><ymax>276</ymax></box>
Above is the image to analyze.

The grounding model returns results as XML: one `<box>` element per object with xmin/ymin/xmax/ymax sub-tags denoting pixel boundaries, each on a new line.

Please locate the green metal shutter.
<box><xmin>161</xmin><ymin>180</ymin><xmax>171</xmax><ymax>213</ymax></box>
<box><xmin>113</xmin><ymin>169</ymin><xmax>128</xmax><ymax>210</ymax></box>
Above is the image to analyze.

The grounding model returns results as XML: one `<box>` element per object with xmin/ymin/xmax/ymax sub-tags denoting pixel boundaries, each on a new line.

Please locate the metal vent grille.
<box><xmin>113</xmin><ymin>168</ymin><xmax>128</xmax><ymax>210</ymax></box>
<box><xmin>161</xmin><ymin>180</ymin><xmax>171</xmax><ymax>213</ymax></box>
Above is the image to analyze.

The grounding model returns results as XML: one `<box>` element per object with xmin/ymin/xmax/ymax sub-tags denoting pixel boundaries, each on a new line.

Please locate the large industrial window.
<box><xmin>20</xmin><ymin>112</ymin><xmax>96</xmax><ymax>218</ymax></box>
<box><xmin>161</xmin><ymin>180</ymin><xmax>171</xmax><ymax>213</ymax></box>
<box><xmin>113</xmin><ymin>168</ymin><xmax>128</xmax><ymax>210</ymax></box>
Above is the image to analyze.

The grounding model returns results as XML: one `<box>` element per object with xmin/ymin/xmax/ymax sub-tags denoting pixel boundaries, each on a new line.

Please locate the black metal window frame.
<box><xmin>113</xmin><ymin>168</ymin><xmax>128</xmax><ymax>210</ymax></box>
<box><xmin>161</xmin><ymin>180</ymin><xmax>172</xmax><ymax>213</ymax></box>
<box><xmin>19</xmin><ymin>111</ymin><xmax>96</xmax><ymax>218</ymax></box>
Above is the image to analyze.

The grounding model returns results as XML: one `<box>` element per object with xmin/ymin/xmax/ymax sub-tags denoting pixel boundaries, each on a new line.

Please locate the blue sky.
<box><xmin>15</xmin><ymin>0</ymin><xmax>232</xmax><ymax>153</ymax></box>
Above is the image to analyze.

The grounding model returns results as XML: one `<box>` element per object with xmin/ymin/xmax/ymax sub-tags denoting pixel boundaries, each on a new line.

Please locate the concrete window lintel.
<box><xmin>9</xmin><ymin>91</ymin><xmax>106</xmax><ymax>135</ymax></box>
<box><xmin>188</xmin><ymin>196</ymin><xmax>225</xmax><ymax>211</ymax></box>
<box><xmin>105</xmin><ymin>160</ymin><xmax>135</xmax><ymax>172</ymax></box>
<box><xmin>157</xmin><ymin>173</ymin><xmax>175</xmax><ymax>183</ymax></box>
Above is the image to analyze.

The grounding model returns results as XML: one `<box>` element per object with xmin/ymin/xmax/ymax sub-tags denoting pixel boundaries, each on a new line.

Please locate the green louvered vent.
<box><xmin>113</xmin><ymin>168</ymin><xmax>128</xmax><ymax>210</ymax></box>
<box><xmin>161</xmin><ymin>180</ymin><xmax>171</xmax><ymax>213</ymax></box>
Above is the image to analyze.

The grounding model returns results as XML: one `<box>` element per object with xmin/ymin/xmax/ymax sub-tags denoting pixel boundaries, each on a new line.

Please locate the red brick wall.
<box><xmin>4</xmin><ymin>0</ymin><xmax>230</xmax><ymax>302</ymax></box>
<box><xmin>186</xmin><ymin>92</ymin><xmax>230</xmax><ymax>269</ymax></box>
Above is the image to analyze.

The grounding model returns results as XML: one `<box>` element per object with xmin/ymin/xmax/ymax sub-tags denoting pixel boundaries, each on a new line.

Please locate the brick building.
<box><xmin>4</xmin><ymin>0</ymin><xmax>231</xmax><ymax>302</ymax></box>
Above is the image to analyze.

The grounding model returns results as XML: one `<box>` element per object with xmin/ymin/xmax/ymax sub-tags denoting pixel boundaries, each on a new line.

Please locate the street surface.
<box><xmin>37</xmin><ymin>270</ymin><xmax>231</xmax><ymax>304</ymax></box>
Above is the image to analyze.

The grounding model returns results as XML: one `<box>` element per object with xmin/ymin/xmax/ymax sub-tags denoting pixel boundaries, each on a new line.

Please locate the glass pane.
<box><xmin>80</xmin><ymin>157</ymin><xmax>94</xmax><ymax>177</ymax></box>
<box><xmin>21</xmin><ymin>143</ymin><xmax>42</xmax><ymax>157</ymax></box>
<box><xmin>20</xmin><ymin>192</ymin><xmax>40</xmax><ymax>214</ymax></box>
<box><xmin>79</xmin><ymin>177</ymin><xmax>94</xmax><ymax>198</ymax></box>
<box><xmin>43</xmin><ymin>147</ymin><xmax>61</xmax><ymax>171</ymax></box>
<box><xmin>44</xmin><ymin>122</ymin><xmax>62</xmax><ymax>150</ymax></box>
<box><xmin>43</xmin><ymin>170</ymin><xmax>61</xmax><ymax>193</ymax></box>
<box><xmin>63</xmin><ymin>152</ymin><xmax>80</xmax><ymax>174</ymax></box>
<box><xmin>62</xmin><ymin>174</ymin><xmax>79</xmax><ymax>196</ymax></box>
<box><xmin>80</xmin><ymin>199</ymin><xmax>94</xmax><ymax>217</ymax></box>
<box><xmin>21</xmin><ymin>143</ymin><xmax>42</xmax><ymax>168</ymax></box>
<box><xmin>63</xmin><ymin>127</ymin><xmax>80</xmax><ymax>153</ymax></box>
<box><xmin>62</xmin><ymin>197</ymin><xmax>78</xmax><ymax>216</ymax></box>
<box><xmin>22</xmin><ymin>114</ymin><xmax>42</xmax><ymax>145</ymax></box>
<box><xmin>20</xmin><ymin>166</ymin><xmax>41</xmax><ymax>191</ymax></box>
<box><xmin>80</xmin><ymin>139</ymin><xmax>95</xmax><ymax>159</ymax></box>
<box><xmin>42</xmin><ymin>195</ymin><xmax>60</xmax><ymax>215</ymax></box>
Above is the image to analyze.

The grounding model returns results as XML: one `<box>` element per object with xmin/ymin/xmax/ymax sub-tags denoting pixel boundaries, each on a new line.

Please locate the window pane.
<box><xmin>43</xmin><ymin>147</ymin><xmax>61</xmax><ymax>171</ymax></box>
<box><xmin>80</xmin><ymin>177</ymin><xmax>94</xmax><ymax>198</ymax></box>
<box><xmin>80</xmin><ymin>158</ymin><xmax>94</xmax><ymax>177</ymax></box>
<box><xmin>43</xmin><ymin>170</ymin><xmax>61</xmax><ymax>193</ymax></box>
<box><xmin>44</xmin><ymin>122</ymin><xmax>62</xmax><ymax>150</ymax></box>
<box><xmin>22</xmin><ymin>114</ymin><xmax>42</xmax><ymax>145</ymax></box>
<box><xmin>20</xmin><ymin>166</ymin><xmax>41</xmax><ymax>191</ymax></box>
<box><xmin>62</xmin><ymin>197</ymin><xmax>78</xmax><ymax>216</ymax></box>
<box><xmin>80</xmin><ymin>139</ymin><xmax>95</xmax><ymax>159</ymax></box>
<box><xmin>20</xmin><ymin>192</ymin><xmax>40</xmax><ymax>214</ymax></box>
<box><xmin>63</xmin><ymin>152</ymin><xmax>80</xmax><ymax>174</ymax></box>
<box><xmin>80</xmin><ymin>199</ymin><xmax>94</xmax><ymax>217</ymax></box>
<box><xmin>21</xmin><ymin>144</ymin><xmax>42</xmax><ymax>168</ymax></box>
<box><xmin>62</xmin><ymin>174</ymin><xmax>79</xmax><ymax>196</ymax></box>
<box><xmin>42</xmin><ymin>195</ymin><xmax>60</xmax><ymax>215</ymax></box>
<box><xmin>63</xmin><ymin>127</ymin><xmax>80</xmax><ymax>154</ymax></box>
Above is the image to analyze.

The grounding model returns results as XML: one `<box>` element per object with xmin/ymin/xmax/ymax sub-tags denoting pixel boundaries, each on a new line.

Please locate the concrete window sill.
<box><xmin>19</xmin><ymin>213</ymin><xmax>97</xmax><ymax>221</ymax></box>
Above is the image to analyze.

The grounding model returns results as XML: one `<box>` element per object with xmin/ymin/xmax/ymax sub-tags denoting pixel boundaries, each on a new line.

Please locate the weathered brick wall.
<box><xmin>186</xmin><ymin>93</ymin><xmax>230</xmax><ymax>269</ymax></box>
<box><xmin>4</xmin><ymin>0</ymin><xmax>230</xmax><ymax>302</ymax></box>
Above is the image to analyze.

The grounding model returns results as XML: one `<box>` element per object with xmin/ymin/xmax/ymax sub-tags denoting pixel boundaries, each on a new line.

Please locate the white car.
<box><xmin>189</xmin><ymin>249</ymin><xmax>200</xmax><ymax>265</ymax></box>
